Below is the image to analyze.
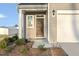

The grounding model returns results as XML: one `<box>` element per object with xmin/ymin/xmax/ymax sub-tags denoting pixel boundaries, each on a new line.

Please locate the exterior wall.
<box><xmin>0</xmin><ymin>28</ymin><xmax>8</xmax><ymax>35</ymax></box>
<box><xmin>48</xmin><ymin>3</ymin><xmax>79</xmax><ymax>10</ymax></box>
<box><xmin>48</xmin><ymin>4</ymin><xmax>57</xmax><ymax>43</ymax></box>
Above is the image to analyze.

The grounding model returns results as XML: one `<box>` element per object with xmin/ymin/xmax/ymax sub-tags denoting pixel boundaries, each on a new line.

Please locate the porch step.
<box><xmin>32</xmin><ymin>39</ymin><xmax>53</xmax><ymax>48</ymax></box>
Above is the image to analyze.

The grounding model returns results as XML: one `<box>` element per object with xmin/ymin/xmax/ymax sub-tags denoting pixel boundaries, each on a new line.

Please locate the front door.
<box><xmin>36</xmin><ymin>17</ymin><xmax>44</xmax><ymax>37</ymax></box>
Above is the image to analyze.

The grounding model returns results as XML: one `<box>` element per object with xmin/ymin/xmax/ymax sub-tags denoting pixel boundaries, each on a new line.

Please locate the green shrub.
<box><xmin>15</xmin><ymin>39</ymin><xmax>25</xmax><ymax>45</ymax></box>
<box><xmin>9</xmin><ymin>34</ymin><xmax>18</xmax><ymax>42</ymax></box>
<box><xmin>38</xmin><ymin>44</ymin><xmax>45</xmax><ymax>48</ymax></box>
<box><xmin>0</xmin><ymin>40</ymin><xmax>7</xmax><ymax>49</ymax></box>
<box><xmin>20</xmin><ymin>47</ymin><xmax>29</xmax><ymax>55</ymax></box>
<box><xmin>0</xmin><ymin>37</ymin><xmax>8</xmax><ymax>49</ymax></box>
<box><xmin>0</xmin><ymin>34</ymin><xmax>19</xmax><ymax>50</ymax></box>
<box><xmin>5</xmin><ymin>46</ymin><xmax>13</xmax><ymax>53</ymax></box>
<box><xmin>38</xmin><ymin>44</ymin><xmax>47</xmax><ymax>51</ymax></box>
<box><xmin>8</xmin><ymin>37</ymin><xmax>16</xmax><ymax>43</ymax></box>
<box><xmin>12</xmin><ymin>34</ymin><xmax>18</xmax><ymax>40</ymax></box>
<box><xmin>4</xmin><ymin>37</ymin><xmax>9</xmax><ymax>42</ymax></box>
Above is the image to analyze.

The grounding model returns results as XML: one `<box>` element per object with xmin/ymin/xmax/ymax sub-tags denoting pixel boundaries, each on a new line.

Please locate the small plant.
<box><xmin>5</xmin><ymin>46</ymin><xmax>13</xmax><ymax>53</ymax></box>
<box><xmin>0</xmin><ymin>41</ymin><xmax>7</xmax><ymax>49</ymax></box>
<box><xmin>15</xmin><ymin>39</ymin><xmax>25</xmax><ymax>45</ymax></box>
<box><xmin>20</xmin><ymin>47</ymin><xmax>29</xmax><ymax>55</ymax></box>
<box><xmin>3</xmin><ymin>36</ymin><xmax>9</xmax><ymax>43</ymax></box>
<box><xmin>38</xmin><ymin>44</ymin><xmax>47</xmax><ymax>51</ymax></box>
<box><xmin>8</xmin><ymin>34</ymin><xmax>18</xmax><ymax>42</ymax></box>
<box><xmin>12</xmin><ymin>34</ymin><xmax>18</xmax><ymax>40</ymax></box>
<box><xmin>0</xmin><ymin>37</ymin><xmax>8</xmax><ymax>49</ymax></box>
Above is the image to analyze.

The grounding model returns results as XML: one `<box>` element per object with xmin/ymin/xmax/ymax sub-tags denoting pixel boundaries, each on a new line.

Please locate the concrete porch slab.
<box><xmin>32</xmin><ymin>38</ymin><xmax>53</xmax><ymax>48</ymax></box>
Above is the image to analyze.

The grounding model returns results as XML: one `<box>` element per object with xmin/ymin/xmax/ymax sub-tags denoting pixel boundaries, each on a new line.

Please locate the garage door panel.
<box><xmin>57</xmin><ymin>10</ymin><xmax>79</xmax><ymax>42</ymax></box>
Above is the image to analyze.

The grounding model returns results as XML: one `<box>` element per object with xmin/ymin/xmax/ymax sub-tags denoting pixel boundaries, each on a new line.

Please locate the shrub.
<box><xmin>0</xmin><ymin>41</ymin><xmax>7</xmax><ymax>49</ymax></box>
<box><xmin>3</xmin><ymin>36</ymin><xmax>9</xmax><ymax>42</ymax></box>
<box><xmin>5</xmin><ymin>46</ymin><xmax>13</xmax><ymax>53</ymax></box>
<box><xmin>20</xmin><ymin>47</ymin><xmax>29</xmax><ymax>55</ymax></box>
<box><xmin>25</xmin><ymin>39</ymin><xmax>30</xmax><ymax>43</ymax></box>
<box><xmin>8</xmin><ymin>37</ymin><xmax>13</xmax><ymax>42</ymax></box>
<box><xmin>38</xmin><ymin>44</ymin><xmax>47</xmax><ymax>51</ymax></box>
<box><xmin>15</xmin><ymin>39</ymin><xmax>25</xmax><ymax>45</ymax></box>
<box><xmin>0</xmin><ymin>37</ymin><xmax>8</xmax><ymax>49</ymax></box>
<box><xmin>8</xmin><ymin>34</ymin><xmax>18</xmax><ymax>42</ymax></box>
<box><xmin>12</xmin><ymin>34</ymin><xmax>18</xmax><ymax>40</ymax></box>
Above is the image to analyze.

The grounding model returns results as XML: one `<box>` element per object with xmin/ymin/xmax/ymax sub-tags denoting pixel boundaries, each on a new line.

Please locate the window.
<box><xmin>26</xmin><ymin>15</ymin><xmax>34</xmax><ymax>28</ymax></box>
<box><xmin>28</xmin><ymin>16</ymin><xmax>32</xmax><ymax>27</ymax></box>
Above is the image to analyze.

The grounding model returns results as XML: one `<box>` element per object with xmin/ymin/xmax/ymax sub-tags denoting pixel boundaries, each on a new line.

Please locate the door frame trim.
<box><xmin>35</xmin><ymin>15</ymin><xmax>46</xmax><ymax>38</ymax></box>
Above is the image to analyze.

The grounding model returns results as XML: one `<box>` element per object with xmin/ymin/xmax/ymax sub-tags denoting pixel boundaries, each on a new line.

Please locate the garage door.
<box><xmin>57</xmin><ymin>10</ymin><xmax>79</xmax><ymax>42</ymax></box>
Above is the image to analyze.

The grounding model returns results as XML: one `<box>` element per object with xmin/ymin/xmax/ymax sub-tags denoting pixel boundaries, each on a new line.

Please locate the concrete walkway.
<box><xmin>32</xmin><ymin>38</ymin><xmax>53</xmax><ymax>48</ymax></box>
<box><xmin>60</xmin><ymin>43</ymin><xmax>79</xmax><ymax>56</ymax></box>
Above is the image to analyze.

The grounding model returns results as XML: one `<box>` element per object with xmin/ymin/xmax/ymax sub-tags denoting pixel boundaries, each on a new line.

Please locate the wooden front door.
<box><xmin>36</xmin><ymin>18</ymin><xmax>44</xmax><ymax>37</ymax></box>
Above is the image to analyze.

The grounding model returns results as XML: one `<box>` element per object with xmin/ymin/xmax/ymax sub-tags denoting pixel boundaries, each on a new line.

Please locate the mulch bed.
<box><xmin>51</xmin><ymin>47</ymin><xmax>68</xmax><ymax>56</ymax></box>
<box><xmin>29</xmin><ymin>48</ymin><xmax>51</xmax><ymax>56</ymax></box>
<box><xmin>0</xmin><ymin>42</ymin><xmax>68</xmax><ymax>56</ymax></box>
<box><xmin>8</xmin><ymin>46</ymin><xmax>51</xmax><ymax>56</ymax></box>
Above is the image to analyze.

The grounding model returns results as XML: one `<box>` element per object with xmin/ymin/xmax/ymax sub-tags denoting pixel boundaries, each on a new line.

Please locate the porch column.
<box><xmin>18</xmin><ymin>9</ymin><xmax>25</xmax><ymax>39</ymax></box>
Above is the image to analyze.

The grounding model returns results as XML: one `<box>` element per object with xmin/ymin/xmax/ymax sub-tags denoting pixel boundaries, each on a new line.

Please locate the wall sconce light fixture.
<box><xmin>52</xmin><ymin>10</ymin><xmax>55</xmax><ymax>16</ymax></box>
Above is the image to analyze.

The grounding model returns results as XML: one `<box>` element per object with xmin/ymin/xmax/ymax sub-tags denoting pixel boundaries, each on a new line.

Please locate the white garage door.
<box><xmin>57</xmin><ymin>10</ymin><xmax>79</xmax><ymax>42</ymax></box>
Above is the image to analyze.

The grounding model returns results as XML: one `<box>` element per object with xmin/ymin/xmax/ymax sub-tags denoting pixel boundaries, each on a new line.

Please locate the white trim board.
<box><xmin>57</xmin><ymin>10</ymin><xmax>79</xmax><ymax>14</ymax></box>
<box><xmin>35</xmin><ymin>15</ymin><xmax>46</xmax><ymax>38</ymax></box>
